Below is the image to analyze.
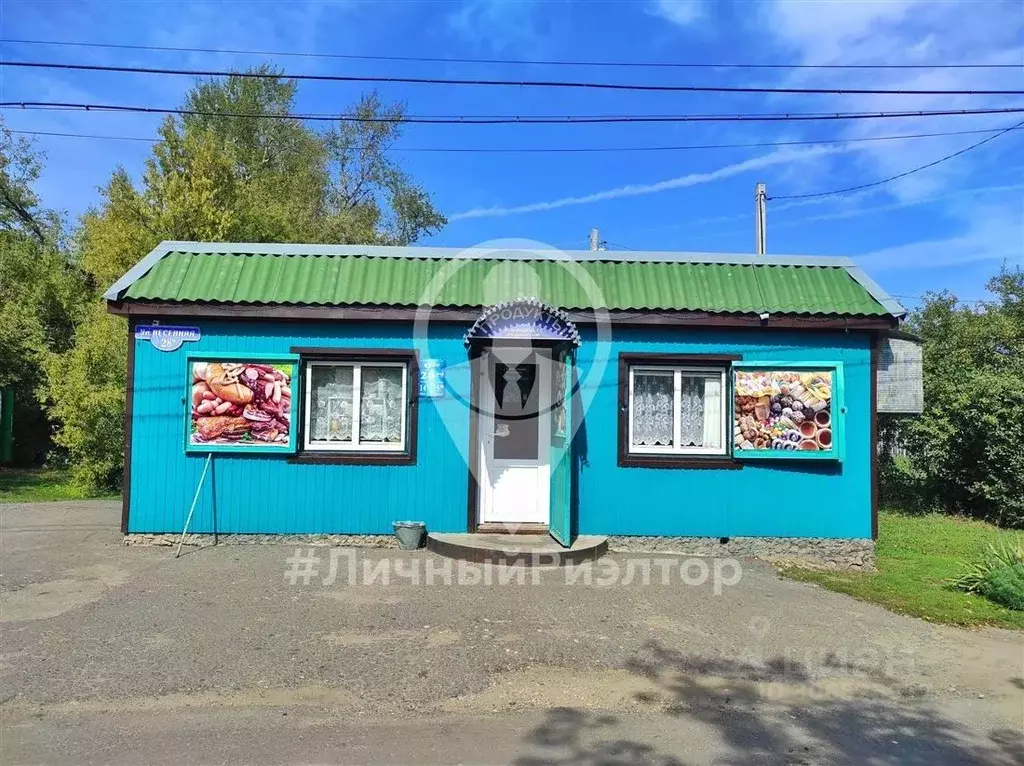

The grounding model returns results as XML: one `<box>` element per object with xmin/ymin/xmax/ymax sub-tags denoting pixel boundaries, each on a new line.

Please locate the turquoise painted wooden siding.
<box><xmin>128</xmin><ymin>321</ymin><xmax>872</xmax><ymax>539</ymax></box>
<box><xmin>128</xmin><ymin>321</ymin><xmax>471</xmax><ymax>534</ymax></box>
<box><xmin>574</xmin><ymin>326</ymin><xmax>872</xmax><ymax>539</ymax></box>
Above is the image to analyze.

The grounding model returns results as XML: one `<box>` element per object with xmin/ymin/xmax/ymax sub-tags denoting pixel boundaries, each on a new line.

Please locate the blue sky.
<box><xmin>1</xmin><ymin>0</ymin><xmax>1022</xmax><ymax>309</ymax></box>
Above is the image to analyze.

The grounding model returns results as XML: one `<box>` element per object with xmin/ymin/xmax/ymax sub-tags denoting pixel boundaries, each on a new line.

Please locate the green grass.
<box><xmin>783</xmin><ymin>512</ymin><xmax>1024</xmax><ymax>630</ymax></box>
<box><xmin>0</xmin><ymin>467</ymin><xmax>119</xmax><ymax>504</ymax></box>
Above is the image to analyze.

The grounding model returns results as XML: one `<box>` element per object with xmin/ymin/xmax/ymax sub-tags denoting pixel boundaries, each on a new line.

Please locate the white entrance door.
<box><xmin>478</xmin><ymin>346</ymin><xmax>551</xmax><ymax>526</ymax></box>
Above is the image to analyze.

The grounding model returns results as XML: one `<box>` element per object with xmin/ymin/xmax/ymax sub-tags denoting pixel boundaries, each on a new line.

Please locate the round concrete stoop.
<box><xmin>426</xmin><ymin>533</ymin><xmax>608</xmax><ymax>566</ymax></box>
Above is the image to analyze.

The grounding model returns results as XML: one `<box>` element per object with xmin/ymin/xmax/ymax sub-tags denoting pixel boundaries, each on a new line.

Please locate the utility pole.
<box><xmin>589</xmin><ymin>227</ymin><xmax>600</xmax><ymax>251</ymax></box>
<box><xmin>754</xmin><ymin>182</ymin><xmax>767</xmax><ymax>255</ymax></box>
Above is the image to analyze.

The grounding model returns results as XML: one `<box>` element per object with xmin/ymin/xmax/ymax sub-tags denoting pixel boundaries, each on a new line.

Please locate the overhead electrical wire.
<box><xmin>5</xmin><ymin>101</ymin><xmax>1024</xmax><ymax>125</ymax></box>
<box><xmin>3</xmin><ymin>60</ymin><xmax>1023</xmax><ymax>96</ymax></box>
<box><xmin>11</xmin><ymin>125</ymin><xmax>1023</xmax><ymax>154</ymax></box>
<box><xmin>2</xmin><ymin>37</ymin><xmax>1021</xmax><ymax>71</ymax></box>
<box><xmin>770</xmin><ymin>119</ymin><xmax>1024</xmax><ymax>200</ymax></box>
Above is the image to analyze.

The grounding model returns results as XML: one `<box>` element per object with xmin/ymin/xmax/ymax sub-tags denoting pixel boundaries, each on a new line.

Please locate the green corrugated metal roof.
<box><xmin>115</xmin><ymin>246</ymin><xmax>895</xmax><ymax>317</ymax></box>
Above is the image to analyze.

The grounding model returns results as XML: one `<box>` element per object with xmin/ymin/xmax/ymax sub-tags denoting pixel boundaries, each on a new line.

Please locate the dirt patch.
<box><xmin>1</xmin><ymin>565</ymin><xmax>129</xmax><ymax>622</ymax></box>
<box><xmin>319</xmin><ymin>590</ymin><xmax>405</xmax><ymax>606</ymax></box>
<box><xmin>322</xmin><ymin>630</ymin><xmax>420</xmax><ymax>647</ymax></box>
<box><xmin>321</xmin><ymin>628</ymin><xmax>461</xmax><ymax>648</ymax></box>
<box><xmin>644</xmin><ymin>614</ymin><xmax>716</xmax><ymax>639</ymax></box>
<box><xmin>440</xmin><ymin>664</ymin><xmax>916</xmax><ymax>716</ymax></box>
<box><xmin>2</xmin><ymin>685</ymin><xmax>361</xmax><ymax>716</ymax></box>
<box><xmin>425</xmin><ymin>628</ymin><xmax>460</xmax><ymax>648</ymax></box>
<box><xmin>441</xmin><ymin>667</ymin><xmax>655</xmax><ymax>713</ymax></box>
<box><xmin>139</xmin><ymin>633</ymin><xmax>175</xmax><ymax>648</ymax></box>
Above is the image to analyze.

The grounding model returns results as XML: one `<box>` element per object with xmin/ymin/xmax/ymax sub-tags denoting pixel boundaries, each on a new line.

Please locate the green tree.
<box><xmin>47</xmin><ymin>69</ymin><xmax>445</xmax><ymax>491</ymax></box>
<box><xmin>0</xmin><ymin>122</ymin><xmax>88</xmax><ymax>464</ymax></box>
<box><xmin>322</xmin><ymin>92</ymin><xmax>446</xmax><ymax>245</ymax></box>
<box><xmin>894</xmin><ymin>267</ymin><xmax>1024</xmax><ymax>527</ymax></box>
<box><xmin>0</xmin><ymin>122</ymin><xmax>62</xmax><ymax>245</ymax></box>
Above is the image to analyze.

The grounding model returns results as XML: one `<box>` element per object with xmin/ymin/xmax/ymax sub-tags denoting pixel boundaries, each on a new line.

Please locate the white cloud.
<box><xmin>772</xmin><ymin>183</ymin><xmax>1024</xmax><ymax>229</ymax></box>
<box><xmin>854</xmin><ymin>199</ymin><xmax>1024</xmax><ymax>271</ymax></box>
<box><xmin>647</xmin><ymin>0</ymin><xmax>705</xmax><ymax>27</ymax></box>
<box><xmin>763</xmin><ymin>0</ymin><xmax>924</xmax><ymax>65</ymax></box>
<box><xmin>635</xmin><ymin>180</ymin><xmax>1023</xmax><ymax>237</ymax></box>
<box><xmin>446</xmin><ymin>0</ymin><xmax>551</xmax><ymax>54</ymax></box>
<box><xmin>756</xmin><ymin>0</ymin><xmax>1024</xmax><ymax>203</ymax></box>
<box><xmin>451</xmin><ymin>144</ymin><xmax>849</xmax><ymax>220</ymax></box>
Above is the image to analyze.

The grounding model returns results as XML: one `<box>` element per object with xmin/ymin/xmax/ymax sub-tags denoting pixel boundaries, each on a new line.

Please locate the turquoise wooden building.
<box><xmin>106</xmin><ymin>242</ymin><xmax>906</xmax><ymax>562</ymax></box>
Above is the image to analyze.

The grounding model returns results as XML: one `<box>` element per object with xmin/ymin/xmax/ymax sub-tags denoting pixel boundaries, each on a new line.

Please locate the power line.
<box><xmin>11</xmin><ymin>125</ymin><xmax>1024</xmax><ymax>154</ymax></box>
<box><xmin>892</xmin><ymin>293</ymin><xmax>991</xmax><ymax>306</ymax></box>
<box><xmin>3</xmin><ymin>37</ymin><xmax>1020</xmax><ymax>71</ymax></box>
<box><xmin>770</xmin><ymin>119</ymin><xmax>1024</xmax><ymax>200</ymax></box>
<box><xmin>6</xmin><ymin>101</ymin><xmax>1024</xmax><ymax>126</ymax></box>
<box><xmin>3</xmin><ymin>60</ymin><xmax>1023</xmax><ymax>96</ymax></box>
<box><xmin>11</xmin><ymin>129</ymin><xmax>155</xmax><ymax>144</ymax></box>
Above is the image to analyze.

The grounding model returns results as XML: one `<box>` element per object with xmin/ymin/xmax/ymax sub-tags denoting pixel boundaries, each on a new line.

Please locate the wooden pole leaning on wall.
<box><xmin>175</xmin><ymin>453</ymin><xmax>213</xmax><ymax>558</ymax></box>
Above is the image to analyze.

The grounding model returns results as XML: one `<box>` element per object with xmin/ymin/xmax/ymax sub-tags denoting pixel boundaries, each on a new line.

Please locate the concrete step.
<box><xmin>426</xmin><ymin>532</ymin><xmax>608</xmax><ymax>566</ymax></box>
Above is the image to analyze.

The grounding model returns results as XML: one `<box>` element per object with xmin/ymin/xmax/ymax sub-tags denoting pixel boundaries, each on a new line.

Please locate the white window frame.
<box><xmin>628</xmin><ymin>365</ymin><xmax>728</xmax><ymax>456</ymax></box>
<box><xmin>303</xmin><ymin>360</ymin><xmax>409</xmax><ymax>452</ymax></box>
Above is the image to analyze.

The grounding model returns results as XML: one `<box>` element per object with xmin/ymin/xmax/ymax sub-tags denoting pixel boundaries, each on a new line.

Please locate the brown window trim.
<box><xmin>617</xmin><ymin>352</ymin><xmax>742</xmax><ymax>469</ymax></box>
<box><xmin>289</xmin><ymin>347</ymin><xmax>419</xmax><ymax>466</ymax></box>
<box><xmin>289</xmin><ymin>451</ymin><xmax>416</xmax><ymax>466</ymax></box>
<box><xmin>620</xmin><ymin>455</ymin><xmax>743</xmax><ymax>470</ymax></box>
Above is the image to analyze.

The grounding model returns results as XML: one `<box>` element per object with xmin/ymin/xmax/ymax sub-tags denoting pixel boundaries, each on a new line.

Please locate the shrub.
<box><xmin>878</xmin><ymin>454</ymin><xmax>929</xmax><ymax>514</ymax></box>
<box><xmin>0</xmin><ymin>231</ymin><xmax>88</xmax><ymax>466</ymax></box>
<box><xmin>43</xmin><ymin>303</ymin><xmax>127</xmax><ymax>493</ymax></box>
<box><xmin>899</xmin><ymin>268</ymin><xmax>1024</xmax><ymax>529</ymax></box>
<box><xmin>978</xmin><ymin>564</ymin><xmax>1024</xmax><ymax>612</ymax></box>
<box><xmin>949</xmin><ymin>540</ymin><xmax>1024</xmax><ymax>611</ymax></box>
<box><xmin>905</xmin><ymin>370</ymin><xmax>1024</xmax><ymax>528</ymax></box>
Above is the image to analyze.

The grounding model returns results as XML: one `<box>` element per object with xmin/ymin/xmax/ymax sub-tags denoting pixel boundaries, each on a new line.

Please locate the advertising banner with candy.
<box><xmin>732</xmin><ymin>363</ymin><xmax>844</xmax><ymax>461</ymax></box>
<box><xmin>185</xmin><ymin>354</ymin><xmax>299</xmax><ymax>453</ymax></box>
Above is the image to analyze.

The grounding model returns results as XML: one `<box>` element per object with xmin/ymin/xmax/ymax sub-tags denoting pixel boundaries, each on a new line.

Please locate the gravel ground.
<box><xmin>1</xmin><ymin>501</ymin><xmax>1022</xmax><ymax>765</ymax></box>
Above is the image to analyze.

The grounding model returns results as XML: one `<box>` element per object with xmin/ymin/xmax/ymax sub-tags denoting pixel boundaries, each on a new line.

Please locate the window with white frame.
<box><xmin>628</xmin><ymin>365</ymin><xmax>727</xmax><ymax>455</ymax></box>
<box><xmin>304</xmin><ymin>360</ymin><xmax>409</xmax><ymax>451</ymax></box>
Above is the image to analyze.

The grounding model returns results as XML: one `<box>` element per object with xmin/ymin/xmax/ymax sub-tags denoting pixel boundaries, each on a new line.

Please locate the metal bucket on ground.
<box><xmin>393</xmin><ymin>521</ymin><xmax>427</xmax><ymax>550</ymax></box>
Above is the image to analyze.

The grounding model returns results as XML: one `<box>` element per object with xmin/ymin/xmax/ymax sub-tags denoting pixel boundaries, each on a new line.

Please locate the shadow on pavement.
<box><xmin>513</xmin><ymin>640</ymin><xmax>1022</xmax><ymax>765</ymax></box>
<box><xmin>515</xmin><ymin>707</ymin><xmax>683</xmax><ymax>766</ymax></box>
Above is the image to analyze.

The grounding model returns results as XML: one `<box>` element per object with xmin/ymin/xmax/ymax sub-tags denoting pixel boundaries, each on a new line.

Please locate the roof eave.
<box><xmin>104</xmin><ymin>241</ymin><xmax>177</xmax><ymax>301</ymax></box>
<box><xmin>845</xmin><ymin>265</ymin><xmax>908</xmax><ymax>319</ymax></box>
<box><xmin>107</xmin><ymin>299</ymin><xmax>898</xmax><ymax>329</ymax></box>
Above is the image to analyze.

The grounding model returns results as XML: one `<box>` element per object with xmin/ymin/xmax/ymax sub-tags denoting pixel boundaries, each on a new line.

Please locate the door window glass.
<box><xmin>493</xmin><ymin>361</ymin><xmax>539</xmax><ymax>460</ymax></box>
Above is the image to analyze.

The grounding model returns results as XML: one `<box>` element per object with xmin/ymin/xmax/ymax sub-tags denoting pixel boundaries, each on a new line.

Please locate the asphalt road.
<box><xmin>1</xmin><ymin>501</ymin><xmax>1022</xmax><ymax>765</ymax></box>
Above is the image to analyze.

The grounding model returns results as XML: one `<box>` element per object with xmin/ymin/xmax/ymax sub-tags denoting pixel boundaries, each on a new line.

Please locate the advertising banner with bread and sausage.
<box><xmin>186</xmin><ymin>354</ymin><xmax>299</xmax><ymax>453</ymax></box>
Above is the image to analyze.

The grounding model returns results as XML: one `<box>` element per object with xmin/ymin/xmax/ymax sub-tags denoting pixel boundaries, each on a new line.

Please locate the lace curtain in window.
<box><xmin>631</xmin><ymin>369</ymin><xmax>724</xmax><ymax>451</ymax></box>
<box><xmin>359</xmin><ymin>366</ymin><xmax>404</xmax><ymax>443</ymax></box>
<box><xmin>678</xmin><ymin>376</ymin><xmax>706</xmax><ymax>447</ymax></box>
<box><xmin>632</xmin><ymin>372</ymin><xmax>674</xmax><ymax>446</ymax></box>
<box><xmin>310</xmin><ymin>366</ymin><xmax>353</xmax><ymax>442</ymax></box>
